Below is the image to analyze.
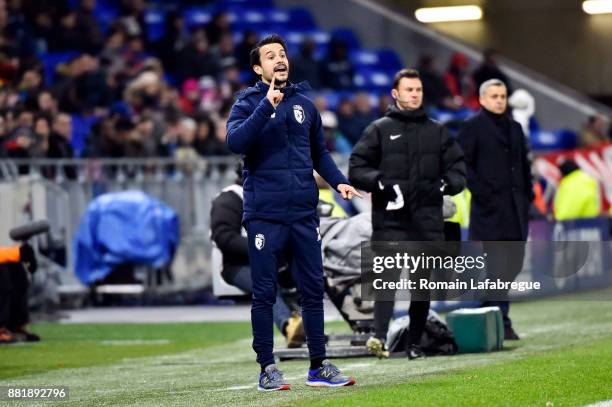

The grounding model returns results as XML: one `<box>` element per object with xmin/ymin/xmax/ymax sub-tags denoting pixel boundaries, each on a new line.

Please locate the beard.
<box><xmin>267</xmin><ymin>65</ymin><xmax>289</xmax><ymax>87</ymax></box>
<box><xmin>265</xmin><ymin>73</ymin><xmax>288</xmax><ymax>87</ymax></box>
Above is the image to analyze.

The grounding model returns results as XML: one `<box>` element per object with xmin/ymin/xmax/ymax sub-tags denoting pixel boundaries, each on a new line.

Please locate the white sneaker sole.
<box><xmin>257</xmin><ymin>384</ymin><xmax>291</xmax><ymax>392</ymax></box>
<box><xmin>305</xmin><ymin>378</ymin><xmax>356</xmax><ymax>387</ymax></box>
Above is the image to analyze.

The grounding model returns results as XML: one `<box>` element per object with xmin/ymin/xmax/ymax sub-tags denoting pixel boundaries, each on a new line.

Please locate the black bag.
<box><xmin>420</xmin><ymin>312</ymin><xmax>458</xmax><ymax>356</ymax></box>
<box><xmin>387</xmin><ymin>310</ymin><xmax>458</xmax><ymax>356</ymax></box>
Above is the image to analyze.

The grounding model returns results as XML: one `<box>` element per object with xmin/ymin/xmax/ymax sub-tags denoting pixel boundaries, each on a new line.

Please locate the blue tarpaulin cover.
<box><xmin>74</xmin><ymin>191</ymin><xmax>179</xmax><ymax>285</ymax></box>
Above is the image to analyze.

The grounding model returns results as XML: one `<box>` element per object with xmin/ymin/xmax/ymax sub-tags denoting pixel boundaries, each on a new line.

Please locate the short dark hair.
<box><xmin>249</xmin><ymin>34</ymin><xmax>288</xmax><ymax>68</ymax></box>
<box><xmin>392</xmin><ymin>68</ymin><xmax>421</xmax><ymax>89</ymax></box>
<box><xmin>34</xmin><ymin>112</ymin><xmax>52</xmax><ymax>125</ymax></box>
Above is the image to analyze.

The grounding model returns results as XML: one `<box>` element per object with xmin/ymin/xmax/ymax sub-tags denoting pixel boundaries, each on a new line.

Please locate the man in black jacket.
<box><xmin>458</xmin><ymin>79</ymin><xmax>533</xmax><ymax>340</ymax></box>
<box><xmin>349</xmin><ymin>69</ymin><xmax>466</xmax><ymax>358</ymax></box>
<box><xmin>210</xmin><ymin>165</ymin><xmax>305</xmax><ymax>348</ymax></box>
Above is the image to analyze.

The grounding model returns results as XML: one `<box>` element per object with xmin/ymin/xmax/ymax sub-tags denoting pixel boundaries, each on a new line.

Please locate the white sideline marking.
<box><xmin>101</xmin><ymin>339</ymin><xmax>170</xmax><ymax>346</ymax></box>
<box><xmin>216</xmin><ymin>385</ymin><xmax>253</xmax><ymax>392</ymax></box>
<box><xmin>584</xmin><ymin>400</ymin><xmax>612</xmax><ymax>407</ymax></box>
<box><xmin>343</xmin><ymin>362</ymin><xmax>374</xmax><ymax>369</ymax></box>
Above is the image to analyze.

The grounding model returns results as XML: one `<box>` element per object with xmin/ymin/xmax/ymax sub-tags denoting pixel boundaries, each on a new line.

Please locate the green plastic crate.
<box><xmin>446</xmin><ymin>307</ymin><xmax>504</xmax><ymax>353</ymax></box>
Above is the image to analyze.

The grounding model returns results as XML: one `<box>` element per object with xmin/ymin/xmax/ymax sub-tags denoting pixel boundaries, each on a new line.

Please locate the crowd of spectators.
<box><xmin>1</xmin><ymin>0</ymin><xmax>610</xmax><ymax>164</ymax></box>
<box><xmin>0</xmin><ymin>0</ymin><xmax>240</xmax><ymax>163</ymax></box>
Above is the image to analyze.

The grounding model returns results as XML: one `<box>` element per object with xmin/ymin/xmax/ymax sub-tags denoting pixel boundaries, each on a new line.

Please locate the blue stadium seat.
<box><xmin>237</xmin><ymin>9</ymin><xmax>266</xmax><ymax>25</ymax></box>
<box><xmin>317</xmin><ymin>91</ymin><xmax>354</xmax><ymax>111</ymax></box>
<box><xmin>323</xmin><ymin>92</ymin><xmax>342</xmax><ymax>111</ymax></box>
<box><xmin>255</xmin><ymin>28</ymin><xmax>288</xmax><ymax>39</ymax></box>
<box><xmin>377</xmin><ymin>49</ymin><xmax>403</xmax><ymax>71</ymax></box>
<box><xmin>67</xmin><ymin>0</ymin><xmax>116</xmax><ymax>10</ymax></box>
<box><xmin>429</xmin><ymin>108</ymin><xmax>474</xmax><ymax>124</ymax></box>
<box><xmin>164</xmin><ymin>73</ymin><xmax>177</xmax><ymax>87</ymax></box>
<box><xmin>217</xmin><ymin>0</ymin><xmax>275</xmax><ymax>7</ymax></box>
<box><xmin>288</xmin><ymin>7</ymin><xmax>317</xmax><ymax>30</ymax></box>
<box><xmin>184</xmin><ymin>7</ymin><xmax>214</xmax><ymax>30</ymax></box>
<box><xmin>71</xmin><ymin>115</ymin><xmax>98</xmax><ymax>157</ymax></box>
<box><xmin>232</xmin><ymin>31</ymin><xmax>244</xmax><ymax>44</ymax></box>
<box><xmin>330</xmin><ymin>28</ymin><xmax>360</xmax><ymax>50</ymax></box>
<box><xmin>94</xmin><ymin>3</ymin><xmax>119</xmax><ymax>33</ymax></box>
<box><xmin>350</xmin><ymin>49</ymin><xmax>403</xmax><ymax>72</ymax></box>
<box><xmin>41</xmin><ymin>51</ymin><xmax>79</xmax><ymax>85</ymax></box>
<box><xmin>228</xmin><ymin>7</ymin><xmax>291</xmax><ymax>32</ymax></box>
<box><xmin>145</xmin><ymin>9</ymin><xmax>166</xmax><ymax>43</ymax></box>
<box><xmin>530</xmin><ymin>129</ymin><xmax>577</xmax><ymax>151</ymax></box>
<box><xmin>68</xmin><ymin>0</ymin><xmax>119</xmax><ymax>33</ymax></box>
<box><xmin>354</xmin><ymin>68</ymin><xmax>394</xmax><ymax>91</ymax></box>
<box><xmin>350</xmin><ymin>50</ymin><xmax>380</xmax><ymax>69</ymax></box>
<box><xmin>267</xmin><ymin>9</ymin><xmax>291</xmax><ymax>25</ymax></box>
<box><xmin>285</xmin><ymin>30</ymin><xmax>330</xmax><ymax>48</ymax></box>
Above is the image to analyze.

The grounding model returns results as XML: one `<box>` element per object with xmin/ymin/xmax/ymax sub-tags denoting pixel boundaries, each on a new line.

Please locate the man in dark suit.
<box><xmin>458</xmin><ymin>78</ymin><xmax>533</xmax><ymax>340</ymax></box>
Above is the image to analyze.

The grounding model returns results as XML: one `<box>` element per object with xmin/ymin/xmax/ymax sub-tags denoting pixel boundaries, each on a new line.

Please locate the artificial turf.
<box><xmin>0</xmin><ymin>289</ymin><xmax>611</xmax><ymax>406</ymax></box>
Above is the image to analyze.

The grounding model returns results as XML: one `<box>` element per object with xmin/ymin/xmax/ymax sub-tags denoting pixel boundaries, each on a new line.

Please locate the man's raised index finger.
<box><xmin>269</xmin><ymin>73</ymin><xmax>276</xmax><ymax>90</ymax></box>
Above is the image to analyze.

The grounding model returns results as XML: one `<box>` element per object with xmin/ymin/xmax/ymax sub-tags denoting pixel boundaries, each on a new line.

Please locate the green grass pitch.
<box><xmin>1</xmin><ymin>289</ymin><xmax>611</xmax><ymax>406</ymax></box>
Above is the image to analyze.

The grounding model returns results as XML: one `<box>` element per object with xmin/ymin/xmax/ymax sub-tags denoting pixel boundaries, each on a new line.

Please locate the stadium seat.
<box><xmin>164</xmin><ymin>73</ymin><xmax>177</xmax><ymax>87</ymax></box>
<box><xmin>288</xmin><ymin>7</ymin><xmax>318</xmax><ymax>30</ymax></box>
<box><xmin>319</xmin><ymin>91</ymin><xmax>352</xmax><ymax>111</ymax></box>
<box><xmin>68</xmin><ymin>0</ymin><xmax>117</xmax><ymax>32</ymax></box>
<box><xmin>330</xmin><ymin>28</ymin><xmax>361</xmax><ymax>50</ymax></box>
<box><xmin>354</xmin><ymin>68</ymin><xmax>395</xmax><ymax>91</ymax></box>
<box><xmin>184</xmin><ymin>7</ymin><xmax>214</xmax><ymax>30</ymax></box>
<box><xmin>217</xmin><ymin>0</ymin><xmax>275</xmax><ymax>7</ymax></box>
<box><xmin>94</xmin><ymin>3</ymin><xmax>119</xmax><ymax>34</ymax></box>
<box><xmin>229</xmin><ymin>8</ymin><xmax>292</xmax><ymax>33</ymax></box>
<box><xmin>350</xmin><ymin>49</ymin><xmax>404</xmax><ymax>73</ymax></box>
<box><xmin>350</xmin><ymin>50</ymin><xmax>380</xmax><ymax>69</ymax></box>
<box><xmin>429</xmin><ymin>108</ymin><xmax>475</xmax><ymax>125</ymax></box>
<box><xmin>285</xmin><ymin>30</ymin><xmax>330</xmax><ymax>47</ymax></box>
<box><xmin>267</xmin><ymin>9</ymin><xmax>291</xmax><ymax>25</ymax></box>
<box><xmin>377</xmin><ymin>49</ymin><xmax>404</xmax><ymax>72</ymax></box>
<box><xmin>239</xmin><ymin>70</ymin><xmax>256</xmax><ymax>85</ymax></box>
<box><xmin>145</xmin><ymin>9</ymin><xmax>166</xmax><ymax>43</ymax></box>
<box><xmin>70</xmin><ymin>115</ymin><xmax>98</xmax><ymax>157</ymax></box>
<box><xmin>530</xmin><ymin>129</ymin><xmax>577</xmax><ymax>151</ymax></box>
<box><xmin>40</xmin><ymin>51</ymin><xmax>79</xmax><ymax>85</ymax></box>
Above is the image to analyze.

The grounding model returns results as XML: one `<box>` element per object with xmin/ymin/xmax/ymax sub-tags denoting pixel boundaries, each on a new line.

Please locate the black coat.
<box><xmin>210</xmin><ymin>185</ymin><xmax>249</xmax><ymax>283</ymax></box>
<box><xmin>349</xmin><ymin>106</ymin><xmax>466</xmax><ymax>239</ymax></box>
<box><xmin>48</xmin><ymin>132</ymin><xmax>74</xmax><ymax>159</ymax></box>
<box><xmin>457</xmin><ymin>110</ymin><xmax>533</xmax><ymax>241</ymax></box>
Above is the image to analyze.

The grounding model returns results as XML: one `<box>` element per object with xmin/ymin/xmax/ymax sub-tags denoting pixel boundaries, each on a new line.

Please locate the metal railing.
<box><xmin>1</xmin><ymin>156</ymin><xmax>241</xmax><ymax>294</ymax></box>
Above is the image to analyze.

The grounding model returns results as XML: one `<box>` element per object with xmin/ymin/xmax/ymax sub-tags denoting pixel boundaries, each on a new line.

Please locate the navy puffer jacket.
<box><xmin>227</xmin><ymin>81</ymin><xmax>348</xmax><ymax>223</ymax></box>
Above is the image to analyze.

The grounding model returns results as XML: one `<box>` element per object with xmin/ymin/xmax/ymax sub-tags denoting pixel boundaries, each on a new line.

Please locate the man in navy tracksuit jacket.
<box><xmin>226</xmin><ymin>34</ymin><xmax>359</xmax><ymax>391</ymax></box>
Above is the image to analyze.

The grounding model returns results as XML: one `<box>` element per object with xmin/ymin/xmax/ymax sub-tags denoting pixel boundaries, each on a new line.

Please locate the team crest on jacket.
<box><xmin>255</xmin><ymin>233</ymin><xmax>265</xmax><ymax>250</ymax></box>
<box><xmin>293</xmin><ymin>105</ymin><xmax>305</xmax><ymax>124</ymax></box>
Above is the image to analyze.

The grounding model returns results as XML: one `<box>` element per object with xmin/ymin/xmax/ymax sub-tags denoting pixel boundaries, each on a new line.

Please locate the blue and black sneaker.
<box><xmin>305</xmin><ymin>359</ymin><xmax>356</xmax><ymax>387</ymax></box>
<box><xmin>258</xmin><ymin>364</ymin><xmax>291</xmax><ymax>392</ymax></box>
